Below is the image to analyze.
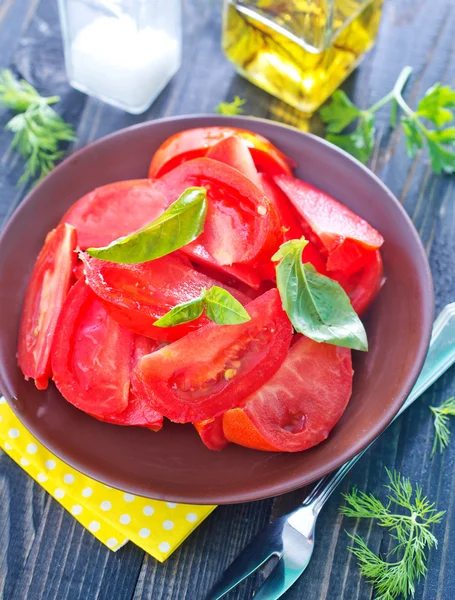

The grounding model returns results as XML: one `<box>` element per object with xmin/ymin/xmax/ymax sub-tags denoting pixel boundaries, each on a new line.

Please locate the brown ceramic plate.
<box><xmin>0</xmin><ymin>115</ymin><xmax>433</xmax><ymax>504</ymax></box>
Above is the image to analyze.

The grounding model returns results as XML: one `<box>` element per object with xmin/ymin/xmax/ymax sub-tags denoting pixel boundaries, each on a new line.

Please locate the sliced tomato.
<box><xmin>132</xmin><ymin>289</ymin><xmax>293</xmax><ymax>423</ymax></box>
<box><xmin>52</xmin><ymin>278</ymin><xmax>134</xmax><ymax>417</ymax></box>
<box><xmin>73</xmin><ymin>260</ymin><xmax>85</xmax><ymax>280</ymax></box>
<box><xmin>206</xmin><ymin>135</ymin><xmax>261</xmax><ymax>186</ymax></box>
<box><xmin>223</xmin><ymin>336</ymin><xmax>353</xmax><ymax>452</ymax></box>
<box><xmin>62</xmin><ymin>180</ymin><xmax>168</xmax><ymax>249</ymax></box>
<box><xmin>81</xmin><ymin>252</ymin><xmax>250</xmax><ymax>342</ymax></box>
<box><xmin>187</xmin><ymin>243</ymin><xmax>261</xmax><ymax>290</ymax></box>
<box><xmin>18</xmin><ymin>223</ymin><xmax>77</xmax><ymax>390</ymax></box>
<box><xmin>258</xmin><ymin>173</ymin><xmax>302</xmax><ymax>241</ymax></box>
<box><xmin>95</xmin><ymin>336</ymin><xmax>164</xmax><ymax>430</ymax></box>
<box><xmin>148</xmin><ymin>126</ymin><xmax>294</xmax><ymax>178</ymax></box>
<box><xmin>274</xmin><ymin>175</ymin><xmax>384</xmax><ymax>276</ymax></box>
<box><xmin>194</xmin><ymin>416</ymin><xmax>229</xmax><ymax>450</ymax></box>
<box><xmin>153</xmin><ymin>158</ymin><xmax>279</xmax><ymax>266</ymax></box>
<box><xmin>331</xmin><ymin>250</ymin><xmax>384</xmax><ymax>315</ymax></box>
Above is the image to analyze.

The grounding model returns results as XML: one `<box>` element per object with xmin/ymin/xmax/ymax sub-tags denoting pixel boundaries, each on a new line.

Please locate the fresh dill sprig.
<box><xmin>341</xmin><ymin>468</ymin><xmax>444</xmax><ymax>600</ymax></box>
<box><xmin>215</xmin><ymin>96</ymin><xmax>246</xmax><ymax>116</ymax></box>
<box><xmin>320</xmin><ymin>66</ymin><xmax>455</xmax><ymax>174</ymax></box>
<box><xmin>0</xmin><ymin>70</ymin><xmax>76</xmax><ymax>185</ymax></box>
<box><xmin>430</xmin><ymin>396</ymin><xmax>455</xmax><ymax>456</ymax></box>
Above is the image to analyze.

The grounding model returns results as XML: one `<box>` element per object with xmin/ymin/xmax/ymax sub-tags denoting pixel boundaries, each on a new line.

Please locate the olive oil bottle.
<box><xmin>222</xmin><ymin>0</ymin><xmax>383</xmax><ymax>114</ymax></box>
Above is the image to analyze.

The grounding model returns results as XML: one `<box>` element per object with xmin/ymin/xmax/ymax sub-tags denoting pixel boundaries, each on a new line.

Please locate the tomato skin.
<box><xmin>52</xmin><ymin>278</ymin><xmax>134</xmax><ymax>417</ymax></box>
<box><xmin>223</xmin><ymin>336</ymin><xmax>353</xmax><ymax>452</ymax></box>
<box><xmin>206</xmin><ymin>135</ymin><xmax>261</xmax><ymax>186</ymax></box>
<box><xmin>18</xmin><ymin>223</ymin><xmax>77</xmax><ymax>390</ymax></box>
<box><xmin>148</xmin><ymin>126</ymin><xmax>294</xmax><ymax>178</ymax></box>
<box><xmin>274</xmin><ymin>175</ymin><xmax>384</xmax><ymax>276</ymax></box>
<box><xmin>132</xmin><ymin>289</ymin><xmax>293</xmax><ymax>423</ymax></box>
<box><xmin>62</xmin><ymin>180</ymin><xmax>168</xmax><ymax>249</ymax></box>
<box><xmin>258</xmin><ymin>173</ymin><xmax>302</xmax><ymax>241</ymax></box>
<box><xmin>153</xmin><ymin>157</ymin><xmax>278</xmax><ymax>266</ymax></box>
<box><xmin>94</xmin><ymin>336</ymin><xmax>164</xmax><ymax>430</ymax></box>
<box><xmin>331</xmin><ymin>250</ymin><xmax>384</xmax><ymax>315</ymax></box>
<box><xmin>82</xmin><ymin>253</ymin><xmax>250</xmax><ymax>342</ymax></box>
<box><xmin>194</xmin><ymin>417</ymin><xmax>229</xmax><ymax>450</ymax></box>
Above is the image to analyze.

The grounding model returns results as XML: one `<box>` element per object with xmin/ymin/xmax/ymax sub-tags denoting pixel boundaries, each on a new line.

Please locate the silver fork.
<box><xmin>206</xmin><ymin>302</ymin><xmax>455</xmax><ymax>600</ymax></box>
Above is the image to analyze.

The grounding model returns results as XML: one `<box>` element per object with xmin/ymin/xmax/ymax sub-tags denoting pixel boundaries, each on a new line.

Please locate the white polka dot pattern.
<box><xmin>0</xmin><ymin>396</ymin><xmax>216</xmax><ymax>559</ymax></box>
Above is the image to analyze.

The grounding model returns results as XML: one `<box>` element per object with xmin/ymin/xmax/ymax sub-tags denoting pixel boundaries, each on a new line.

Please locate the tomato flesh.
<box><xmin>154</xmin><ymin>157</ymin><xmax>278</xmax><ymax>266</ymax></box>
<box><xmin>275</xmin><ymin>175</ymin><xmax>384</xmax><ymax>276</ymax></box>
<box><xmin>62</xmin><ymin>180</ymin><xmax>168</xmax><ymax>249</ymax></box>
<box><xmin>132</xmin><ymin>289</ymin><xmax>293</xmax><ymax>423</ymax></box>
<box><xmin>194</xmin><ymin>416</ymin><xmax>229</xmax><ymax>450</ymax></box>
<box><xmin>148</xmin><ymin>126</ymin><xmax>294</xmax><ymax>178</ymax></box>
<box><xmin>95</xmin><ymin>336</ymin><xmax>164</xmax><ymax>430</ymax></box>
<box><xmin>82</xmin><ymin>252</ymin><xmax>249</xmax><ymax>342</ymax></box>
<box><xmin>52</xmin><ymin>279</ymin><xmax>134</xmax><ymax>417</ymax></box>
<box><xmin>223</xmin><ymin>336</ymin><xmax>353</xmax><ymax>452</ymax></box>
<box><xmin>206</xmin><ymin>135</ymin><xmax>261</xmax><ymax>185</ymax></box>
<box><xmin>18</xmin><ymin>223</ymin><xmax>77</xmax><ymax>390</ymax></box>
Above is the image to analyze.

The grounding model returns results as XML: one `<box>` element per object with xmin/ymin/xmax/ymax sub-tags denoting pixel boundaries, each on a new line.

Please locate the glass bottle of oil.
<box><xmin>222</xmin><ymin>0</ymin><xmax>383</xmax><ymax>114</ymax></box>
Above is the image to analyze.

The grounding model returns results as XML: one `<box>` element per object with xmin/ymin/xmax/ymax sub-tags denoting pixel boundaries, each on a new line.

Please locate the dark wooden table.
<box><xmin>1</xmin><ymin>1</ymin><xmax>455</xmax><ymax>599</ymax></box>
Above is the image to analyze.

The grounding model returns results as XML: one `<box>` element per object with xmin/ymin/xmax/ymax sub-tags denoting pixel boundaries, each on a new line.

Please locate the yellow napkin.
<box><xmin>0</xmin><ymin>397</ymin><xmax>216</xmax><ymax>561</ymax></box>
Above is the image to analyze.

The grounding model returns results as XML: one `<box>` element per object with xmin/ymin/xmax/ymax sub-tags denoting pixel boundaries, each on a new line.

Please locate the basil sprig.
<box><xmin>154</xmin><ymin>286</ymin><xmax>250</xmax><ymax>328</ymax></box>
<box><xmin>273</xmin><ymin>238</ymin><xmax>368</xmax><ymax>351</ymax></box>
<box><xmin>87</xmin><ymin>187</ymin><xmax>207</xmax><ymax>264</ymax></box>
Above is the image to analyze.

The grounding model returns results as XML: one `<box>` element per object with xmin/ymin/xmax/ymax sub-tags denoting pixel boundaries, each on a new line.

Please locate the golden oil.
<box><xmin>222</xmin><ymin>0</ymin><xmax>383</xmax><ymax>114</ymax></box>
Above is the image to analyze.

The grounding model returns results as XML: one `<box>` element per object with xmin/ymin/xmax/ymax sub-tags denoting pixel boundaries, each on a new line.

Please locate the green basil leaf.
<box><xmin>153</xmin><ymin>286</ymin><xmax>250</xmax><ymax>328</ymax></box>
<box><xmin>153</xmin><ymin>298</ymin><xmax>205</xmax><ymax>328</ymax></box>
<box><xmin>204</xmin><ymin>286</ymin><xmax>251</xmax><ymax>325</ymax></box>
<box><xmin>87</xmin><ymin>187</ymin><xmax>207</xmax><ymax>264</ymax></box>
<box><xmin>273</xmin><ymin>238</ymin><xmax>368</xmax><ymax>351</ymax></box>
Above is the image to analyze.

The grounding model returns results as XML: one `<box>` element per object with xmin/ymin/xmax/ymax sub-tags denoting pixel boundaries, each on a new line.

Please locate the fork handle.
<box><xmin>302</xmin><ymin>302</ymin><xmax>455</xmax><ymax>515</ymax></box>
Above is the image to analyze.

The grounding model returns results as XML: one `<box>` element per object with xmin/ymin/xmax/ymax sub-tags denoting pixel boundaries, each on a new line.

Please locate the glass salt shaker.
<box><xmin>58</xmin><ymin>0</ymin><xmax>182</xmax><ymax>114</ymax></box>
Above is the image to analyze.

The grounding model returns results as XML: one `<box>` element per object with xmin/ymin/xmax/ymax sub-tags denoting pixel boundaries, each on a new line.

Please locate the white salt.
<box><xmin>70</xmin><ymin>14</ymin><xmax>181</xmax><ymax>113</ymax></box>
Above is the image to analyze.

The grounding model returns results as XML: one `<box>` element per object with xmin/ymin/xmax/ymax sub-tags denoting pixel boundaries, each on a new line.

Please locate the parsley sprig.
<box><xmin>430</xmin><ymin>396</ymin><xmax>455</xmax><ymax>456</ymax></box>
<box><xmin>215</xmin><ymin>96</ymin><xmax>246</xmax><ymax>115</ymax></box>
<box><xmin>0</xmin><ymin>70</ymin><xmax>76</xmax><ymax>185</ymax></box>
<box><xmin>320</xmin><ymin>66</ymin><xmax>455</xmax><ymax>174</ymax></box>
<box><xmin>341</xmin><ymin>469</ymin><xmax>445</xmax><ymax>600</ymax></box>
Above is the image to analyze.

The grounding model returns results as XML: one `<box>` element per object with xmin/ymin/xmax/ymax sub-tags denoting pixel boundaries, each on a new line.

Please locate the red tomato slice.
<box><xmin>132</xmin><ymin>289</ymin><xmax>293</xmax><ymax>423</ymax></box>
<box><xmin>52</xmin><ymin>278</ymin><xmax>134</xmax><ymax>417</ymax></box>
<box><xmin>187</xmin><ymin>243</ymin><xmax>262</xmax><ymax>290</ymax></box>
<box><xmin>153</xmin><ymin>157</ymin><xmax>279</xmax><ymax>266</ymax></box>
<box><xmin>194</xmin><ymin>416</ymin><xmax>229</xmax><ymax>450</ymax></box>
<box><xmin>18</xmin><ymin>223</ymin><xmax>77</xmax><ymax>390</ymax></box>
<box><xmin>62</xmin><ymin>180</ymin><xmax>168</xmax><ymax>249</ymax></box>
<box><xmin>148</xmin><ymin>126</ymin><xmax>294</xmax><ymax>178</ymax></box>
<box><xmin>258</xmin><ymin>173</ymin><xmax>302</xmax><ymax>241</ymax></box>
<box><xmin>223</xmin><ymin>336</ymin><xmax>353</xmax><ymax>452</ymax></box>
<box><xmin>81</xmin><ymin>252</ymin><xmax>250</xmax><ymax>342</ymax></box>
<box><xmin>274</xmin><ymin>175</ymin><xmax>384</xmax><ymax>276</ymax></box>
<box><xmin>95</xmin><ymin>336</ymin><xmax>164</xmax><ymax>430</ymax></box>
<box><xmin>206</xmin><ymin>135</ymin><xmax>261</xmax><ymax>186</ymax></box>
<box><xmin>331</xmin><ymin>250</ymin><xmax>384</xmax><ymax>315</ymax></box>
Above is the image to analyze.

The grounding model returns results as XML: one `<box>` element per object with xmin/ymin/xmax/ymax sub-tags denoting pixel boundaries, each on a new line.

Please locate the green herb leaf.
<box><xmin>153</xmin><ymin>298</ymin><xmax>205</xmax><ymax>328</ymax></box>
<box><xmin>327</xmin><ymin>113</ymin><xmax>375</xmax><ymax>164</ymax></box>
<box><xmin>416</xmin><ymin>83</ymin><xmax>455</xmax><ymax>127</ymax></box>
<box><xmin>341</xmin><ymin>468</ymin><xmax>445</xmax><ymax>600</ymax></box>
<box><xmin>87</xmin><ymin>187</ymin><xmax>208</xmax><ymax>264</ymax></box>
<box><xmin>153</xmin><ymin>285</ymin><xmax>250</xmax><ymax>328</ymax></box>
<box><xmin>0</xmin><ymin>70</ymin><xmax>75</xmax><ymax>185</ymax></box>
<box><xmin>401</xmin><ymin>116</ymin><xmax>424</xmax><ymax>159</ymax></box>
<box><xmin>204</xmin><ymin>286</ymin><xmax>251</xmax><ymax>324</ymax></box>
<box><xmin>426</xmin><ymin>136</ymin><xmax>455</xmax><ymax>174</ymax></box>
<box><xmin>430</xmin><ymin>396</ymin><xmax>455</xmax><ymax>456</ymax></box>
<box><xmin>215</xmin><ymin>96</ymin><xmax>246</xmax><ymax>116</ymax></box>
<box><xmin>319</xmin><ymin>90</ymin><xmax>362</xmax><ymax>133</ymax></box>
<box><xmin>272</xmin><ymin>238</ymin><xmax>368</xmax><ymax>351</ymax></box>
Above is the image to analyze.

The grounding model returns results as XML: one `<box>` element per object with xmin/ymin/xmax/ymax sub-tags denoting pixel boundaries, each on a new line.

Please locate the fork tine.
<box><xmin>204</xmin><ymin>517</ymin><xmax>287</xmax><ymax>600</ymax></box>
